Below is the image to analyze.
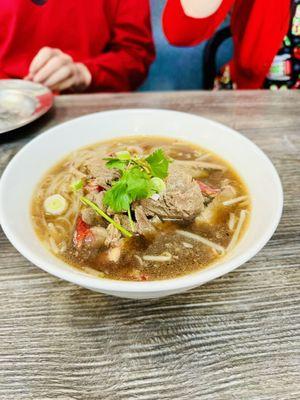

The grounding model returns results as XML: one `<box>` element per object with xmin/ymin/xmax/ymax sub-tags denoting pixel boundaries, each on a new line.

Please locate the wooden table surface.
<box><xmin>0</xmin><ymin>91</ymin><xmax>299</xmax><ymax>400</ymax></box>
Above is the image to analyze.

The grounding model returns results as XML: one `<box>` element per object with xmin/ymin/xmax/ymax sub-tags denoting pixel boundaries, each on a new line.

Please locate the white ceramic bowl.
<box><xmin>0</xmin><ymin>109</ymin><xmax>283</xmax><ymax>299</ymax></box>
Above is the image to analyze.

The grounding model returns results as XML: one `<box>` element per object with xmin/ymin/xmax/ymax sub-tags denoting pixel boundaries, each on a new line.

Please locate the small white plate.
<box><xmin>0</xmin><ymin>109</ymin><xmax>283</xmax><ymax>299</ymax></box>
<box><xmin>0</xmin><ymin>79</ymin><xmax>53</xmax><ymax>134</ymax></box>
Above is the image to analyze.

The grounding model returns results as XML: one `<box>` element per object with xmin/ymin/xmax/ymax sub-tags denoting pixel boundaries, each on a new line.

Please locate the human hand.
<box><xmin>25</xmin><ymin>47</ymin><xmax>91</xmax><ymax>92</ymax></box>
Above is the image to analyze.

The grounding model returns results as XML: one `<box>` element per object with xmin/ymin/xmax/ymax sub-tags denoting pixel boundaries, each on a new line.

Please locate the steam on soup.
<box><xmin>31</xmin><ymin>136</ymin><xmax>250</xmax><ymax>281</ymax></box>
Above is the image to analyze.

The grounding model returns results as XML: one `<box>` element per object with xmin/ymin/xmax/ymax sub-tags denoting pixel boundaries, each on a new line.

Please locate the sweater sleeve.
<box><xmin>83</xmin><ymin>0</ymin><xmax>155</xmax><ymax>92</ymax></box>
<box><xmin>0</xmin><ymin>70</ymin><xmax>9</xmax><ymax>79</ymax></box>
<box><xmin>163</xmin><ymin>0</ymin><xmax>234</xmax><ymax>46</ymax></box>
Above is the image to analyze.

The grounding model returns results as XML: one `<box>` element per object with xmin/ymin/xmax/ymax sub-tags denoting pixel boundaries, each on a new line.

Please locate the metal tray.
<box><xmin>0</xmin><ymin>79</ymin><xmax>53</xmax><ymax>134</ymax></box>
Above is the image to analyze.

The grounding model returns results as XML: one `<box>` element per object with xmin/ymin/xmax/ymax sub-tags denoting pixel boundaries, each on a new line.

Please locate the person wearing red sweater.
<box><xmin>0</xmin><ymin>0</ymin><xmax>155</xmax><ymax>93</ymax></box>
<box><xmin>163</xmin><ymin>0</ymin><xmax>300</xmax><ymax>90</ymax></box>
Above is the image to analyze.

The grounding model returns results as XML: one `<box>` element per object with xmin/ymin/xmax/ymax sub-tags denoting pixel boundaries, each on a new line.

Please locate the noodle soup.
<box><xmin>31</xmin><ymin>136</ymin><xmax>250</xmax><ymax>281</ymax></box>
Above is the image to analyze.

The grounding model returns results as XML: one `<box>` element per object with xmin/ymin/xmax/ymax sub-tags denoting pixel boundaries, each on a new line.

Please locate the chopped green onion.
<box><xmin>71</xmin><ymin>179</ymin><xmax>83</xmax><ymax>192</ymax></box>
<box><xmin>44</xmin><ymin>194</ymin><xmax>67</xmax><ymax>215</ymax></box>
<box><xmin>151</xmin><ymin>177</ymin><xmax>166</xmax><ymax>193</ymax></box>
<box><xmin>80</xmin><ymin>197</ymin><xmax>132</xmax><ymax>238</ymax></box>
<box><xmin>115</xmin><ymin>150</ymin><xmax>131</xmax><ymax>160</ymax></box>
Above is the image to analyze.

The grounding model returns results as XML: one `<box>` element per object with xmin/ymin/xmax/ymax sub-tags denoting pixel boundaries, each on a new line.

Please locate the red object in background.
<box><xmin>0</xmin><ymin>0</ymin><xmax>155</xmax><ymax>92</ymax></box>
<box><xmin>294</xmin><ymin>46</ymin><xmax>300</xmax><ymax>59</ymax></box>
<box><xmin>285</xmin><ymin>60</ymin><xmax>292</xmax><ymax>76</ymax></box>
<box><xmin>163</xmin><ymin>0</ymin><xmax>291</xmax><ymax>89</ymax></box>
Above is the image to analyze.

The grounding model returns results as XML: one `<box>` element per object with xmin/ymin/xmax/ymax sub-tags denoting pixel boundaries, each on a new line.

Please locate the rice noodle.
<box><xmin>69</xmin><ymin>166</ymin><xmax>86</xmax><ymax>178</ymax></box>
<box><xmin>47</xmin><ymin>222</ymin><xmax>58</xmax><ymax>235</ymax></box>
<box><xmin>223</xmin><ymin>196</ymin><xmax>248</xmax><ymax>206</ymax></box>
<box><xmin>143</xmin><ymin>255</ymin><xmax>172</xmax><ymax>262</ymax></box>
<box><xmin>227</xmin><ymin>210</ymin><xmax>247</xmax><ymax>252</ymax></box>
<box><xmin>56</xmin><ymin>217</ymin><xmax>72</xmax><ymax>229</ymax></box>
<box><xmin>176</xmin><ymin>230</ymin><xmax>225</xmax><ymax>254</ymax></box>
<box><xmin>48</xmin><ymin>222</ymin><xmax>65</xmax><ymax>236</ymax></box>
<box><xmin>197</xmin><ymin>153</ymin><xmax>210</xmax><ymax>161</ymax></box>
<box><xmin>134</xmin><ymin>254</ymin><xmax>144</xmax><ymax>266</ymax></box>
<box><xmin>195</xmin><ymin>161</ymin><xmax>226</xmax><ymax>171</ymax></box>
<box><xmin>176</xmin><ymin>159</ymin><xmax>226</xmax><ymax>171</ymax></box>
<box><xmin>49</xmin><ymin>237</ymin><xmax>59</xmax><ymax>254</ymax></box>
<box><xmin>82</xmin><ymin>266</ymin><xmax>105</xmax><ymax>278</ymax></box>
<box><xmin>59</xmin><ymin>241</ymin><xmax>67</xmax><ymax>252</ymax></box>
<box><xmin>182</xmin><ymin>242</ymin><xmax>193</xmax><ymax>249</ymax></box>
<box><xmin>32</xmin><ymin>154</ymin><xmax>85</xmax><ymax>251</ymax></box>
<box><xmin>228</xmin><ymin>213</ymin><xmax>236</xmax><ymax>231</ymax></box>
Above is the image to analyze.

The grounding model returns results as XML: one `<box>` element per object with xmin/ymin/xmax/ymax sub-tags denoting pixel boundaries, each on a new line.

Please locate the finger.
<box><xmin>43</xmin><ymin>65</ymin><xmax>72</xmax><ymax>87</ymax></box>
<box><xmin>29</xmin><ymin>47</ymin><xmax>58</xmax><ymax>75</ymax></box>
<box><xmin>32</xmin><ymin>55</ymin><xmax>70</xmax><ymax>83</ymax></box>
<box><xmin>24</xmin><ymin>73</ymin><xmax>33</xmax><ymax>80</ymax></box>
<box><xmin>51</xmin><ymin>76</ymin><xmax>76</xmax><ymax>92</ymax></box>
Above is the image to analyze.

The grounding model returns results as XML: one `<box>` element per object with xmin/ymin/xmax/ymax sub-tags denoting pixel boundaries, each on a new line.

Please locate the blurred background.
<box><xmin>140</xmin><ymin>0</ymin><xmax>233</xmax><ymax>91</ymax></box>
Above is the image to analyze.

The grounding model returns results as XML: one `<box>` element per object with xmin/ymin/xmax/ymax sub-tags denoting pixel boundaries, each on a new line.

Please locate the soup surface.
<box><xmin>32</xmin><ymin>136</ymin><xmax>250</xmax><ymax>281</ymax></box>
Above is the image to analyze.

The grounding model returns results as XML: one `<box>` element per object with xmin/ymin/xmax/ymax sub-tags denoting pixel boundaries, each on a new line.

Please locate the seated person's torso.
<box><xmin>0</xmin><ymin>0</ymin><xmax>117</xmax><ymax>78</ymax></box>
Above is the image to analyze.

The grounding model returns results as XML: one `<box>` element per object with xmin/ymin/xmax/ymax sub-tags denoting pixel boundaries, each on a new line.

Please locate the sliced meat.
<box><xmin>73</xmin><ymin>216</ymin><xmax>107</xmax><ymax>251</ymax></box>
<box><xmin>196</xmin><ymin>180</ymin><xmax>220</xmax><ymax>197</ymax></box>
<box><xmin>118</xmin><ymin>214</ymin><xmax>133</xmax><ymax>232</ymax></box>
<box><xmin>81</xmin><ymin>192</ymin><xmax>107</xmax><ymax>226</ymax></box>
<box><xmin>86</xmin><ymin>191</ymin><xmax>106</xmax><ymax>210</ymax></box>
<box><xmin>107</xmin><ymin>246</ymin><xmax>122</xmax><ymax>263</ymax></box>
<box><xmin>85</xmin><ymin>159</ymin><xmax>119</xmax><ymax>189</ymax></box>
<box><xmin>85</xmin><ymin>227</ymin><xmax>107</xmax><ymax>249</ymax></box>
<box><xmin>172</xmin><ymin>159</ymin><xmax>225</xmax><ymax>178</ymax></box>
<box><xmin>167</xmin><ymin>163</ymin><xmax>195</xmax><ymax>191</ymax></box>
<box><xmin>105</xmin><ymin>215</ymin><xmax>122</xmax><ymax>247</ymax></box>
<box><xmin>97</xmin><ymin>239</ymin><xmax>124</xmax><ymax>264</ymax></box>
<box><xmin>85</xmin><ymin>179</ymin><xmax>105</xmax><ymax>194</ymax></box>
<box><xmin>135</xmin><ymin>206</ymin><xmax>156</xmax><ymax>237</ymax></box>
<box><xmin>140</xmin><ymin>164</ymin><xmax>204</xmax><ymax>220</ymax></box>
<box><xmin>81</xmin><ymin>208</ymin><xmax>101</xmax><ymax>226</ymax></box>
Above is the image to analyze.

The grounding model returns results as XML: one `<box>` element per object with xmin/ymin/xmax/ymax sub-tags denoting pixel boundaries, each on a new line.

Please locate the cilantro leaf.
<box><xmin>103</xmin><ymin>179</ymin><xmax>131</xmax><ymax>212</ymax></box>
<box><xmin>103</xmin><ymin>168</ymin><xmax>151</xmax><ymax>212</ymax></box>
<box><xmin>105</xmin><ymin>158</ymin><xmax>128</xmax><ymax>171</ymax></box>
<box><xmin>146</xmin><ymin>149</ymin><xmax>171</xmax><ymax>179</ymax></box>
<box><xmin>125</xmin><ymin>168</ymin><xmax>152</xmax><ymax>201</ymax></box>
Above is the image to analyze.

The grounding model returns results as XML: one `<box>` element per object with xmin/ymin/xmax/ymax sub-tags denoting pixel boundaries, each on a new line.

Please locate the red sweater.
<box><xmin>0</xmin><ymin>0</ymin><xmax>155</xmax><ymax>92</ymax></box>
<box><xmin>163</xmin><ymin>0</ymin><xmax>291</xmax><ymax>88</ymax></box>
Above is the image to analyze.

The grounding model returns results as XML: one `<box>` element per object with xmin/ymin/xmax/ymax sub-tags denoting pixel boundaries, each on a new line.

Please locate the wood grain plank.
<box><xmin>0</xmin><ymin>91</ymin><xmax>299</xmax><ymax>400</ymax></box>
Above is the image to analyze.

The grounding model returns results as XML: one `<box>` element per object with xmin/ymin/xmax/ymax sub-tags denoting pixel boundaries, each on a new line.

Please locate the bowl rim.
<box><xmin>0</xmin><ymin>108</ymin><xmax>283</xmax><ymax>293</ymax></box>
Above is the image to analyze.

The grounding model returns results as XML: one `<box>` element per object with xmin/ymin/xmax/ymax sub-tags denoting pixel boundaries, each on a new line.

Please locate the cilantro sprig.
<box><xmin>103</xmin><ymin>149</ymin><xmax>171</xmax><ymax>214</ymax></box>
<box><xmin>77</xmin><ymin>149</ymin><xmax>171</xmax><ymax>239</ymax></box>
<box><xmin>80</xmin><ymin>197</ymin><xmax>132</xmax><ymax>238</ymax></box>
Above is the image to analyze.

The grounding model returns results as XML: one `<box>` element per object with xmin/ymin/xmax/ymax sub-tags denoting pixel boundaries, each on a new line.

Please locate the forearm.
<box><xmin>163</xmin><ymin>0</ymin><xmax>233</xmax><ymax>46</ymax></box>
<box><xmin>180</xmin><ymin>0</ymin><xmax>223</xmax><ymax>18</ymax></box>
